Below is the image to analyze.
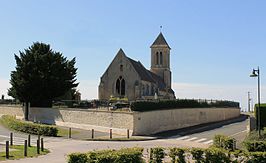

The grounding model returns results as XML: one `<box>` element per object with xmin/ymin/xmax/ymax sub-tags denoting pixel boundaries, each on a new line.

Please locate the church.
<box><xmin>98</xmin><ymin>32</ymin><xmax>175</xmax><ymax>101</ymax></box>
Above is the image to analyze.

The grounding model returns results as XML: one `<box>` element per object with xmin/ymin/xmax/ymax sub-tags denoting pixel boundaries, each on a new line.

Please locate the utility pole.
<box><xmin>248</xmin><ymin>92</ymin><xmax>251</xmax><ymax>112</ymax></box>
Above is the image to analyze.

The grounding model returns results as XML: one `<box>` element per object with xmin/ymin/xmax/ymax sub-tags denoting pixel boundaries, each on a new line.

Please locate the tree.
<box><xmin>8</xmin><ymin>42</ymin><xmax>78</xmax><ymax>115</ymax></box>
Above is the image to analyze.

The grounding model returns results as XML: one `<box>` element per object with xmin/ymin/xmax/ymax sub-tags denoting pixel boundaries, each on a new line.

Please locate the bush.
<box><xmin>131</xmin><ymin>99</ymin><xmax>239</xmax><ymax>112</ymax></box>
<box><xmin>0</xmin><ymin>115</ymin><xmax>58</xmax><ymax>136</ymax></box>
<box><xmin>213</xmin><ymin>135</ymin><xmax>236</xmax><ymax>151</ymax></box>
<box><xmin>68</xmin><ymin>153</ymin><xmax>88</xmax><ymax>163</ymax></box>
<box><xmin>190</xmin><ymin>148</ymin><xmax>204</xmax><ymax>163</ymax></box>
<box><xmin>68</xmin><ymin>147</ymin><xmax>144</xmax><ymax>163</ymax></box>
<box><xmin>150</xmin><ymin>147</ymin><xmax>165</xmax><ymax>163</ymax></box>
<box><xmin>247</xmin><ymin>152</ymin><xmax>266</xmax><ymax>163</ymax></box>
<box><xmin>244</xmin><ymin>141</ymin><xmax>266</xmax><ymax>152</ymax></box>
<box><xmin>254</xmin><ymin>104</ymin><xmax>266</xmax><ymax>129</ymax></box>
<box><xmin>169</xmin><ymin>148</ymin><xmax>186</xmax><ymax>163</ymax></box>
<box><xmin>204</xmin><ymin>148</ymin><xmax>231</xmax><ymax>163</ymax></box>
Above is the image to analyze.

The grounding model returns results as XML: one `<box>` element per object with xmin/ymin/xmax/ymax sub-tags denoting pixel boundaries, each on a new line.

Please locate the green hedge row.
<box><xmin>0</xmin><ymin>115</ymin><xmax>58</xmax><ymax>136</ymax></box>
<box><xmin>68</xmin><ymin>147</ymin><xmax>144</xmax><ymax>163</ymax></box>
<box><xmin>131</xmin><ymin>99</ymin><xmax>240</xmax><ymax>112</ymax></box>
<box><xmin>68</xmin><ymin>147</ymin><xmax>266</xmax><ymax>163</ymax></box>
<box><xmin>244</xmin><ymin>141</ymin><xmax>266</xmax><ymax>152</ymax></box>
<box><xmin>149</xmin><ymin>147</ymin><xmax>266</xmax><ymax>163</ymax></box>
<box><xmin>255</xmin><ymin>103</ymin><xmax>266</xmax><ymax>129</ymax></box>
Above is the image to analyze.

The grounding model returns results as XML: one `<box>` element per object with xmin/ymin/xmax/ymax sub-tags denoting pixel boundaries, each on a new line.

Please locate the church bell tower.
<box><xmin>150</xmin><ymin>32</ymin><xmax>172</xmax><ymax>88</ymax></box>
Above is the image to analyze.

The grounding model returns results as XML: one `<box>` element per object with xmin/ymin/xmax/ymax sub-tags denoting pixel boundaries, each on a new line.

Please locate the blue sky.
<box><xmin>0</xmin><ymin>0</ymin><xmax>265</xmax><ymax>109</ymax></box>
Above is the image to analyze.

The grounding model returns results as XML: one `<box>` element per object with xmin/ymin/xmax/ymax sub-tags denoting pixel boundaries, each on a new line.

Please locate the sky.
<box><xmin>0</xmin><ymin>0</ymin><xmax>266</xmax><ymax>110</ymax></box>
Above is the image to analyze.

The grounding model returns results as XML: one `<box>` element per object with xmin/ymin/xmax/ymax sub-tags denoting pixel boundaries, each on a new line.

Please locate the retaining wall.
<box><xmin>0</xmin><ymin>106</ymin><xmax>240</xmax><ymax>135</ymax></box>
<box><xmin>133</xmin><ymin>107</ymin><xmax>240</xmax><ymax>135</ymax></box>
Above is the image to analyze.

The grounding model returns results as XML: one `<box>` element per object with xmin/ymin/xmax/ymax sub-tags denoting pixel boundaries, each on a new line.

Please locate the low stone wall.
<box><xmin>133</xmin><ymin>108</ymin><xmax>240</xmax><ymax>135</ymax></box>
<box><xmin>28</xmin><ymin>107</ymin><xmax>134</xmax><ymax>134</ymax></box>
<box><xmin>0</xmin><ymin>106</ymin><xmax>24</xmax><ymax>118</ymax></box>
<box><xmin>0</xmin><ymin>106</ymin><xmax>240</xmax><ymax>135</ymax></box>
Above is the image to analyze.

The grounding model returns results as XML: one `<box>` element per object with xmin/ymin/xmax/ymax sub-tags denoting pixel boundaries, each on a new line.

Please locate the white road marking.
<box><xmin>185</xmin><ymin>137</ymin><xmax>198</xmax><ymax>141</ymax></box>
<box><xmin>203</xmin><ymin>140</ymin><xmax>213</xmax><ymax>144</ymax></box>
<box><xmin>230</xmin><ymin>130</ymin><xmax>247</xmax><ymax>137</ymax></box>
<box><xmin>175</xmin><ymin>136</ymin><xmax>190</xmax><ymax>140</ymax></box>
<box><xmin>195</xmin><ymin>138</ymin><xmax>207</xmax><ymax>143</ymax></box>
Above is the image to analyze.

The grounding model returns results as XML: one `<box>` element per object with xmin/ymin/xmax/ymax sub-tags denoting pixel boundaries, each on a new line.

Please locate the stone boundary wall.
<box><xmin>133</xmin><ymin>107</ymin><xmax>240</xmax><ymax>135</ymax></box>
<box><xmin>0</xmin><ymin>106</ymin><xmax>24</xmax><ymax>119</ymax></box>
<box><xmin>0</xmin><ymin>106</ymin><xmax>240</xmax><ymax>135</ymax></box>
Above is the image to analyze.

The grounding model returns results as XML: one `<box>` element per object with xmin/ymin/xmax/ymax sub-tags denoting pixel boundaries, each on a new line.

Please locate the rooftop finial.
<box><xmin>160</xmin><ymin>25</ymin><xmax>162</xmax><ymax>32</ymax></box>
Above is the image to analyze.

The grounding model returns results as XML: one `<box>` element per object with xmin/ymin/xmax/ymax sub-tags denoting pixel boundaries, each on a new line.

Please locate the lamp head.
<box><xmin>250</xmin><ymin>69</ymin><xmax>258</xmax><ymax>77</ymax></box>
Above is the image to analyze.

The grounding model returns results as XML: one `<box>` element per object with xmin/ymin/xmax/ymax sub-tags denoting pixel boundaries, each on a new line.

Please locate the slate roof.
<box><xmin>150</xmin><ymin>32</ymin><xmax>171</xmax><ymax>49</ymax></box>
<box><xmin>127</xmin><ymin>57</ymin><xmax>166</xmax><ymax>90</ymax></box>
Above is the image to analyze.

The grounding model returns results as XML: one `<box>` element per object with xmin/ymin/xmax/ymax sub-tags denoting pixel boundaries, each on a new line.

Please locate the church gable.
<box><xmin>99</xmin><ymin>49</ymin><xmax>142</xmax><ymax>100</ymax></box>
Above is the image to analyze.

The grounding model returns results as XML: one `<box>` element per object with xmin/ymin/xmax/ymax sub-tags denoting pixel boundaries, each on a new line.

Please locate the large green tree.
<box><xmin>8</xmin><ymin>42</ymin><xmax>78</xmax><ymax>110</ymax></box>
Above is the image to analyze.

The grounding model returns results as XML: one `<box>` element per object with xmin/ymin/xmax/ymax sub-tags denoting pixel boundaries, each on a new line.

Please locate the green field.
<box><xmin>0</xmin><ymin>145</ymin><xmax>49</xmax><ymax>161</ymax></box>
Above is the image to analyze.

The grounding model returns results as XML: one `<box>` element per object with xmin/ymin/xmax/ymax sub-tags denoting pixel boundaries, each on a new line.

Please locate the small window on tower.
<box><xmin>156</xmin><ymin>52</ymin><xmax>159</xmax><ymax>65</ymax></box>
<box><xmin>160</xmin><ymin>52</ymin><xmax>163</xmax><ymax>65</ymax></box>
<box><xmin>120</xmin><ymin>65</ymin><xmax>123</xmax><ymax>71</ymax></box>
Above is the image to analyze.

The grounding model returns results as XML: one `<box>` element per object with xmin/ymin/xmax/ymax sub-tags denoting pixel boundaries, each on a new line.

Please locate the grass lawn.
<box><xmin>57</xmin><ymin>127</ymin><xmax>79</xmax><ymax>137</ymax></box>
<box><xmin>0</xmin><ymin>145</ymin><xmax>49</xmax><ymax>161</ymax></box>
<box><xmin>0</xmin><ymin>115</ymin><xmax>79</xmax><ymax>138</ymax></box>
<box><xmin>84</xmin><ymin>137</ymin><xmax>155</xmax><ymax>141</ymax></box>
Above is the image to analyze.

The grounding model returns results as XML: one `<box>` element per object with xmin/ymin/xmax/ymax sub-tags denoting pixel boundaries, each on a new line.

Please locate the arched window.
<box><xmin>121</xmin><ymin>79</ymin><xmax>125</xmax><ymax>96</ymax></box>
<box><xmin>146</xmin><ymin>84</ymin><xmax>149</xmax><ymax>95</ymax></box>
<box><xmin>156</xmin><ymin>52</ymin><xmax>159</xmax><ymax>65</ymax></box>
<box><xmin>116</xmin><ymin>79</ymin><xmax>120</xmax><ymax>95</ymax></box>
<box><xmin>160</xmin><ymin>52</ymin><xmax>163</xmax><ymax>65</ymax></box>
<box><xmin>115</xmin><ymin>76</ymin><xmax>126</xmax><ymax>97</ymax></box>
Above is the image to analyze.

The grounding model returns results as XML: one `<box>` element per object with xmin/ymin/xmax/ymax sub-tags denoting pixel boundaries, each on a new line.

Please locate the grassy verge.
<box><xmin>0</xmin><ymin>145</ymin><xmax>49</xmax><ymax>161</ymax></box>
<box><xmin>0</xmin><ymin>115</ymin><xmax>58</xmax><ymax>136</ymax></box>
<box><xmin>84</xmin><ymin>137</ymin><xmax>155</xmax><ymax>141</ymax></box>
<box><xmin>57</xmin><ymin>127</ymin><xmax>79</xmax><ymax>137</ymax></box>
<box><xmin>0</xmin><ymin>115</ymin><xmax>79</xmax><ymax>137</ymax></box>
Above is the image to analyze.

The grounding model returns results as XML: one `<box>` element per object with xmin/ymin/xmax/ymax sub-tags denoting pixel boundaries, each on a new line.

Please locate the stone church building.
<box><xmin>99</xmin><ymin>32</ymin><xmax>175</xmax><ymax>101</ymax></box>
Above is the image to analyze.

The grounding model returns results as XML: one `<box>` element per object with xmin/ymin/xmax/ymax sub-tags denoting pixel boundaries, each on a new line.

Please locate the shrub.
<box><xmin>254</xmin><ymin>104</ymin><xmax>266</xmax><ymax>129</ymax></box>
<box><xmin>169</xmin><ymin>148</ymin><xmax>186</xmax><ymax>163</ymax></box>
<box><xmin>190</xmin><ymin>148</ymin><xmax>204</xmax><ymax>163</ymax></box>
<box><xmin>68</xmin><ymin>153</ymin><xmax>88</xmax><ymax>163</ymax></box>
<box><xmin>213</xmin><ymin>135</ymin><xmax>236</xmax><ymax>151</ymax></box>
<box><xmin>68</xmin><ymin>147</ymin><xmax>144</xmax><ymax>163</ymax></box>
<box><xmin>0</xmin><ymin>115</ymin><xmax>58</xmax><ymax>136</ymax></box>
<box><xmin>244</xmin><ymin>141</ymin><xmax>266</xmax><ymax>152</ymax></box>
<box><xmin>204</xmin><ymin>148</ymin><xmax>231</xmax><ymax>163</ymax></box>
<box><xmin>247</xmin><ymin>152</ymin><xmax>266</xmax><ymax>163</ymax></box>
<box><xmin>131</xmin><ymin>99</ymin><xmax>239</xmax><ymax>112</ymax></box>
<box><xmin>150</xmin><ymin>147</ymin><xmax>165</xmax><ymax>163</ymax></box>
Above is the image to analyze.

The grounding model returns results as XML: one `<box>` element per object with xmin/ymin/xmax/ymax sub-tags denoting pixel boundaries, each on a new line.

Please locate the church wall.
<box><xmin>99</xmin><ymin>51</ymin><xmax>141</xmax><ymax>101</ymax></box>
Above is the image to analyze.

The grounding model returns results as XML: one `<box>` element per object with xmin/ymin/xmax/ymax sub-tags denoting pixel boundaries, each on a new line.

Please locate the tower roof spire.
<box><xmin>150</xmin><ymin>32</ymin><xmax>171</xmax><ymax>49</ymax></box>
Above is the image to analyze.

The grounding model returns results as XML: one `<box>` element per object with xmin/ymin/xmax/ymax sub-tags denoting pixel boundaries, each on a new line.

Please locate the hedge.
<box><xmin>0</xmin><ymin>115</ymin><xmax>58</xmax><ymax>136</ymax></box>
<box><xmin>68</xmin><ymin>147</ymin><xmax>144</xmax><ymax>163</ymax></box>
<box><xmin>244</xmin><ymin>141</ymin><xmax>266</xmax><ymax>152</ymax></box>
<box><xmin>131</xmin><ymin>99</ymin><xmax>239</xmax><ymax>112</ymax></box>
<box><xmin>213</xmin><ymin>135</ymin><xmax>236</xmax><ymax>151</ymax></box>
<box><xmin>68</xmin><ymin>146</ymin><xmax>266</xmax><ymax>163</ymax></box>
<box><xmin>254</xmin><ymin>103</ymin><xmax>266</xmax><ymax>129</ymax></box>
<box><xmin>150</xmin><ymin>147</ymin><xmax>165</xmax><ymax>163</ymax></box>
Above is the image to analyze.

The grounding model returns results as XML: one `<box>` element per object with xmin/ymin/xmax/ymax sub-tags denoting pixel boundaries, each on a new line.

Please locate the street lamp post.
<box><xmin>250</xmin><ymin>67</ymin><xmax>261</xmax><ymax>137</ymax></box>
